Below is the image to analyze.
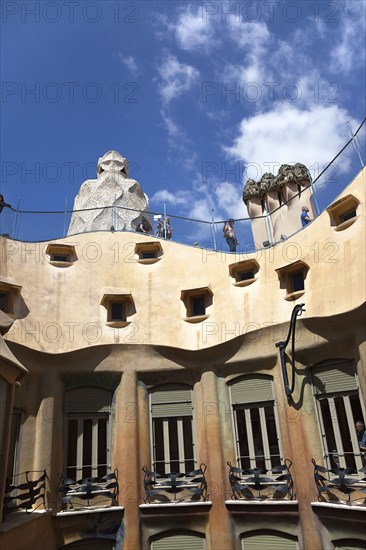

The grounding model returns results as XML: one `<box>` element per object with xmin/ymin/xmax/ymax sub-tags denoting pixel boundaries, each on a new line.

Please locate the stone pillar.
<box><xmin>113</xmin><ymin>370</ymin><xmax>141</xmax><ymax>550</ymax></box>
<box><xmin>33</xmin><ymin>370</ymin><xmax>63</xmax><ymax>511</ymax></box>
<box><xmin>274</xmin><ymin>367</ymin><xmax>324</xmax><ymax>550</ymax></box>
<box><xmin>196</xmin><ymin>371</ymin><xmax>235</xmax><ymax>550</ymax></box>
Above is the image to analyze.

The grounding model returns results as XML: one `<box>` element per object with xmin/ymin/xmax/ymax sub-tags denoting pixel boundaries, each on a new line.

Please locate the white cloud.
<box><xmin>150</xmin><ymin>189</ymin><xmax>190</xmax><ymax>205</ymax></box>
<box><xmin>329</xmin><ymin>2</ymin><xmax>366</xmax><ymax>74</ymax></box>
<box><xmin>168</xmin><ymin>5</ymin><xmax>217</xmax><ymax>52</ymax></box>
<box><xmin>224</xmin><ymin>104</ymin><xmax>358</xmax><ymax>179</ymax></box>
<box><xmin>157</xmin><ymin>52</ymin><xmax>199</xmax><ymax>105</ymax></box>
<box><xmin>227</xmin><ymin>19</ymin><xmax>270</xmax><ymax>54</ymax></box>
<box><xmin>214</xmin><ymin>181</ymin><xmax>245</xmax><ymax>219</ymax></box>
<box><xmin>116</xmin><ymin>53</ymin><xmax>138</xmax><ymax>77</ymax></box>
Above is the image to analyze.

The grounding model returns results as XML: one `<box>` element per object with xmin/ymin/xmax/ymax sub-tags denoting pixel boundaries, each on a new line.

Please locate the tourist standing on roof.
<box><xmin>301</xmin><ymin>206</ymin><xmax>312</xmax><ymax>227</ymax></box>
<box><xmin>224</xmin><ymin>219</ymin><xmax>238</xmax><ymax>252</ymax></box>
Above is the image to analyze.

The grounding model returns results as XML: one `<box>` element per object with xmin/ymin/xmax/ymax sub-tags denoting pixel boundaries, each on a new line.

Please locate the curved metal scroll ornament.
<box><xmin>275</xmin><ymin>303</ymin><xmax>305</xmax><ymax>402</ymax></box>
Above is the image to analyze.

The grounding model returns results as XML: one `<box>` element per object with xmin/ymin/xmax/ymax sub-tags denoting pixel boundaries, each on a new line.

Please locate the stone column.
<box><xmin>196</xmin><ymin>371</ymin><xmax>235</xmax><ymax>550</ymax></box>
<box><xmin>33</xmin><ymin>369</ymin><xmax>63</xmax><ymax>511</ymax></box>
<box><xmin>113</xmin><ymin>370</ymin><xmax>141</xmax><ymax>550</ymax></box>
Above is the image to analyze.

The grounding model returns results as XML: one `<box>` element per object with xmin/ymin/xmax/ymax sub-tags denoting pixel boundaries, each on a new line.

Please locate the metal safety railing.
<box><xmin>1</xmin><ymin>119</ymin><xmax>365</xmax><ymax>252</ymax></box>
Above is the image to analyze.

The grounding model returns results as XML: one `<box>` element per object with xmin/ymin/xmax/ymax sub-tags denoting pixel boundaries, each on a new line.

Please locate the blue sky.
<box><xmin>1</xmin><ymin>1</ymin><xmax>365</xmax><ymax>245</ymax></box>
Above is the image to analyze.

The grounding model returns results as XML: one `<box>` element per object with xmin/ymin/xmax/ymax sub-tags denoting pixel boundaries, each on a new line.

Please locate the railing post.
<box><xmin>211</xmin><ymin>209</ymin><xmax>217</xmax><ymax>251</ymax></box>
<box><xmin>63</xmin><ymin>198</ymin><xmax>68</xmax><ymax>236</ymax></box>
<box><xmin>12</xmin><ymin>197</ymin><xmax>21</xmax><ymax>239</ymax></box>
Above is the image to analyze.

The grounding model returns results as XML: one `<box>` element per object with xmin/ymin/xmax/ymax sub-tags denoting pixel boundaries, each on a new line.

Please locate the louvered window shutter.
<box><xmin>152</xmin><ymin>534</ymin><xmax>205</xmax><ymax>550</ymax></box>
<box><xmin>66</xmin><ymin>387</ymin><xmax>111</xmax><ymax>414</ymax></box>
<box><xmin>242</xmin><ymin>532</ymin><xmax>298</xmax><ymax>550</ymax></box>
<box><xmin>231</xmin><ymin>376</ymin><xmax>273</xmax><ymax>404</ymax></box>
<box><xmin>335</xmin><ymin>543</ymin><xmax>366</xmax><ymax>550</ymax></box>
<box><xmin>151</xmin><ymin>385</ymin><xmax>193</xmax><ymax>418</ymax></box>
<box><xmin>312</xmin><ymin>361</ymin><xmax>357</xmax><ymax>394</ymax></box>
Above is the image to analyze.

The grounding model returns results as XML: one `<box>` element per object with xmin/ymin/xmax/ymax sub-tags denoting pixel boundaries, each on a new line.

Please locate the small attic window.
<box><xmin>326</xmin><ymin>194</ymin><xmax>359</xmax><ymax>231</ymax></box>
<box><xmin>135</xmin><ymin>242</ymin><xmax>163</xmax><ymax>264</ymax></box>
<box><xmin>181</xmin><ymin>287</ymin><xmax>213</xmax><ymax>323</ymax></box>
<box><xmin>46</xmin><ymin>244</ymin><xmax>77</xmax><ymax>267</ymax></box>
<box><xmin>229</xmin><ymin>259</ymin><xmax>259</xmax><ymax>287</ymax></box>
<box><xmin>101</xmin><ymin>293</ymin><xmax>135</xmax><ymax>328</ymax></box>
<box><xmin>0</xmin><ymin>292</ymin><xmax>8</xmax><ymax>312</ymax></box>
<box><xmin>276</xmin><ymin>261</ymin><xmax>309</xmax><ymax>301</ymax></box>
<box><xmin>0</xmin><ymin>281</ymin><xmax>22</xmax><ymax>316</ymax></box>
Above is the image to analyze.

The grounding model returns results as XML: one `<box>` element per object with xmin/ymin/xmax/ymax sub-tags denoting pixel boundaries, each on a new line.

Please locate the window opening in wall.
<box><xmin>0</xmin><ymin>291</ymin><xmax>8</xmax><ymax>312</ymax></box>
<box><xmin>109</xmin><ymin>302</ymin><xmax>126</xmax><ymax>322</ymax></box>
<box><xmin>52</xmin><ymin>254</ymin><xmax>69</xmax><ymax>262</ymax></box>
<box><xmin>150</xmin><ymin>385</ymin><xmax>195</xmax><ymax>475</ymax></box>
<box><xmin>191</xmin><ymin>296</ymin><xmax>206</xmax><ymax>317</ymax></box>
<box><xmin>230</xmin><ymin>376</ymin><xmax>282</xmax><ymax>471</ymax></box>
<box><xmin>65</xmin><ymin>387</ymin><xmax>111</xmax><ymax>481</ymax></box>
<box><xmin>142</xmin><ymin>251</ymin><xmax>157</xmax><ymax>259</ymax></box>
<box><xmin>312</xmin><ymin>360</ymin><xmax>366</xmax><ymax>472</ymax></box>
<box><xmin>238</xmin><ymin>270</ymin><xmax>255</xmax><ymax>282</ymax></box>
<box><xmin>341</xmin><ymin>209</ymin><xmax>357</xmax><ymax>223</ymax></box>
<box><xmin>290</xmin><ymin>270</ymin><xmax>305</xmax><ymax>292</ymax></box>
<box><xmin>277</xmin><ymin>192</ymin><xmax>283</xmax><ymax>206</ymax></box>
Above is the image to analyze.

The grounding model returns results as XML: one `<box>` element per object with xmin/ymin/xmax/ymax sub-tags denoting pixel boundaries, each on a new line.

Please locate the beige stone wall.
<box><xmin>1</xmin><ymin>168</ymin><xmax>365</xmax><ymax>549</ymax></box>
<box><xmin>1</xmin><ymin>169</ymin><xmax>365</xmax><ymax>355</ymax></box>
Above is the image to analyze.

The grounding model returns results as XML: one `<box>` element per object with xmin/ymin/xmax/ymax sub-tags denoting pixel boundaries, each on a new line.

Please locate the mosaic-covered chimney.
<box><xmin>68</xmin><ymin>150</ymin><xmax>151</xmax><ymax>235</ymax></box>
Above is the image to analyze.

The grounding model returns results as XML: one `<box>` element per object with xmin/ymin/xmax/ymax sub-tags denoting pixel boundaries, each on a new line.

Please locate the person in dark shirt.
<box><xmin>0</xmin><ymin>194</ymin><xmax>12</xmax><ymax>214</ymax></box>
<box><xmin>136</xmin><ymin>216</ymin><xmax>151</xmax><ymax>234</ymax></box>
<box><xmin>355</xmin><ymin>420</ymin><xmax>366</xmax><ymax>452</ymax></box>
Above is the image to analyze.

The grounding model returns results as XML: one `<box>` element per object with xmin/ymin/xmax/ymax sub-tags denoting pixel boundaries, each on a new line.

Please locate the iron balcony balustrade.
<box><xmin>58</xmin><ymin>468</ymin><xmax>119</xmax><ymax>511</ymax></box>
<box><xmin>3</xmin><ymin>470</ymin><xmax>47</xmax><ymax>520</ymax></box>
<box><xmin>227</xmin><ymin>460</ymin><xmax>295</xmax><ymax>501</ymax></box>
<box><xmin>312</xmin><ymin>459</ymin><xmax>366</xmax><ymax>506</ymax></box>
<box><xmin>142</xmin><ymin>464</ymin><xmax>208</xmax><ymax>504</ymax></box>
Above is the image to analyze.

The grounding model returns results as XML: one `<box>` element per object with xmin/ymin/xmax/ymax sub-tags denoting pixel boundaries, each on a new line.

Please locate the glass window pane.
<box><xmin>319</xmin><ymin>398</ymin><xmax>337</xmax><ymax>466</ymax></box>
<box><xmin>250</xmin><ymin>408</ymin><xmax>265</xmax><ymax>469</ymax></box>
<box><xmin>334</xmin><ymin>396</ymin><xmax>356</xmax><ymax>470</ymax></box>
<box><xmin>67</xmin><ymin>419</ymin><xmax>78</xmax><ymax>480</ymax></box>
<box><xmin>168</xmin><ymin>419</ymin><xmax>179</xmax><ymax>472</ymax></box>
<box><xmin>235</xmin><ymin>408</ymin><xmax>250</xmax><ymax>469</ymax></box>
<box><xmin>83</xmin><ymin>418</ymin><xmax>93</xmax><ymax>479</ymax></box>
<box><xmin>183</xmin><ymin>417</ymin><xmax>194</xmax><ymax>472</ymax></box>
<box><xmin>153</xmin><ymin>419</ymin><xmax>165</xmax><ymax>474</ymax></box>
<box><xmin>98</xmin><ymin>419</ymin><xmax>107</xmax><ymax>479</ymax></box>
<box><xmin>264</xmin><ymin>405</ymin><xmax>281</xmax><ymax>467</ymax></box>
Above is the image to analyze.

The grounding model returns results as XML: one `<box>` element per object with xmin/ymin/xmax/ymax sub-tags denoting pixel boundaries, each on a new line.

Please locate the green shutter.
<box><xmin>335</xmin><ymin>541</ymin><xmax>366</xmax><ymax>550</ymax></box>
<box><xmin>231</xmin><ymin>376</ymin><xmax>273</xmax><ymax>404</ymax></box>
<box><xmin>312</xmin><ymin>361</ymin><xmax>357</xmax><ymax>394</ymax></box>
<box><xmin>151</xmin><ymin>385</ymin><xmax>192</xmax><ymax>418</ymax></box>
<box><xmin>242</xmin><ymin>533</ymin><xmax>298</xmax><ymax>550</ymax></box>
<box><xmin>152</xmin><ymin>534</ymin><xmax>205</xmax><ymax>550</ymax></box>
<box><xmin>66</xmin><ymin>387</ymin><xmax>111</xmax><ymax>413</ymax></box>
<box><xmin>336</xmin><ymin>545</ymin><xmax>366</xmax><ymax>550</ymax></box>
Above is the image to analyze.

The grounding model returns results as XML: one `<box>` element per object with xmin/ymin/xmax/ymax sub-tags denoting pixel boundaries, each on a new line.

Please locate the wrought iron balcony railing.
<box><xmin>58</xmin><ymin>469</ymin><xmax>119</xmax><ymax>511</ymax></box>
<box><xmin>227</xmin><ymin>460</ymin><xmax>295</xmax><ymax>501</ymax></box>
<box><xmin>142</xmin><ymin>464</ymin><xmax>208</xmax><ymax>504</ymax></box>
<box><xmin>3</xmin><ymin>470</ymin><xmax>47</xmax><ymax>519</ymax></box>
<box><xmin>312</xmin><ymin>459</ymin><xmax>366</xmax><ymax>506</ymax></box>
